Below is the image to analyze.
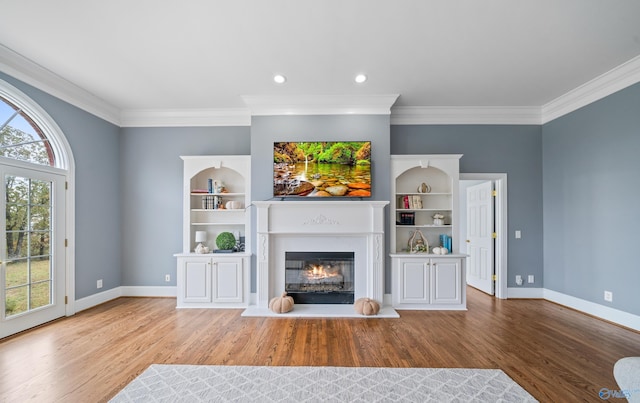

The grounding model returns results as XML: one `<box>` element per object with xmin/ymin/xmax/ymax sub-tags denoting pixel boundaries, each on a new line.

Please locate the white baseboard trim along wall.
<box><xmin>74</xmin><ymin>286</ymin><xmax>177</xmax><ymax>313</ymax></box>
<box><xmin>508</xmin><ymin>287</ymin><xmax>640</xmax><ymax>332</ymax></box>
<box><xmin>75</xmin><ymin>286</ymin><xmax>639</xmax><ymax>332</ymax></box>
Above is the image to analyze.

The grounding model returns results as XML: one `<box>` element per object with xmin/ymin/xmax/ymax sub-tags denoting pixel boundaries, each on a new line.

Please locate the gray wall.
<box><xmin>391</xmin><ymin>125</ymin><xmax>543</xmax><ymax>288</ymax></box>
<box><xmin>119</xmin><ymin>127</ymin><xmax>251</xmax><ymax>286</ymax></box>
<box><xmin>250</xmin><ymin>115</ymin><xmax>391</xmax><ymax>291</ymax></box>
<box><xmin>0</xmin><ymin>72</ymin><xmax>121</xmax><ymax>299</ymax></box>
<box><xmin>542</xmin><ymin>82</ymin><xmax>640</xmax><ymax>315</ymax></box>
<box><xmin>7</xmin><ymin>66</ymin><xmax>639</xmax><ymax>319</ymax></box>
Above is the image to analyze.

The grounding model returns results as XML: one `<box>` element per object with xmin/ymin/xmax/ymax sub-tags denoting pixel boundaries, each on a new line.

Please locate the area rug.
<box><xmin>110</xmin><ymin>365</ymin><xmax>537</xmax><ymax>402</ymax></box>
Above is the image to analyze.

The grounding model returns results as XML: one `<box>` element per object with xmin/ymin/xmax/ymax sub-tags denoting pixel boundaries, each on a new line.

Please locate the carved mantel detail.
<box><xmin>303</xmin><ymin>214</ymin><xmax>340</xmax><ymax>225</ymax></box>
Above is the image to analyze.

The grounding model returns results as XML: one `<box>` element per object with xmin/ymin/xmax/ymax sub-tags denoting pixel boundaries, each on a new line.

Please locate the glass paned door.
<box><xmin>1</xmin><ymin>163</ymin><xmax>65</xmax><ymax>338</ymax></box>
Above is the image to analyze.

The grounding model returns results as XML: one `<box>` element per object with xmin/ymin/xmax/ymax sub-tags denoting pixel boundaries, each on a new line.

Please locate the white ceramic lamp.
<box><xmin>194</xmin><ymin>231</ymin><xmax>208</xmax><ymax>253</ymax></box>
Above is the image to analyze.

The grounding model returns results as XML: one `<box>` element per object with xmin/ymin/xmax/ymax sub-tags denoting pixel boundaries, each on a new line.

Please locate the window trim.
<box><xmin>0</xmin><ymin>78</ymin><xmax>76</xmax><ymax>316</ymax></box>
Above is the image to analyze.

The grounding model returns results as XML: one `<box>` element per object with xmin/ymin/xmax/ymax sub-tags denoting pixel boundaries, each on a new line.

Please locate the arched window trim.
<box><xmin>0</xmin><ymin>77</ymin><xmax>76</xmax><ymax>316</ymax></box>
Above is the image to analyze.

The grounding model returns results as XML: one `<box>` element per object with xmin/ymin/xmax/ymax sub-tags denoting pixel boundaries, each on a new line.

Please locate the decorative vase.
<box><xmin>433</xmin><ymin>218</ymin><xmax>444</xmax><ymax>226</ymax></box>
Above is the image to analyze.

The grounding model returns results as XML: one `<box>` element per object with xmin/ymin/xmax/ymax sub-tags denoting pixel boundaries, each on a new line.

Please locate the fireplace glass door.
<box><xmin>285</xmin><ymin>252</ymin><xmax>354</xmax><ymax>304</ymax></box>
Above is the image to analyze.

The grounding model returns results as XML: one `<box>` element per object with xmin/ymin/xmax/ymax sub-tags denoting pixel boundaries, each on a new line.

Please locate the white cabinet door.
<box><xmin>430</xmin><ymin>258</ymin><xmax>462</xmax><ymax>305</ymax></box>
<box><xmin>397</xmin><ymin>259</ymin><xmax>430</xmax><ymax>304</ymax></box>
<box><xmin>181</xmin><ymin>258</ymin><xmax>212</xmax><ymax>303</ymax></box>
<box><xmin>212</xmin><ymin>259</ymin><xmax>243</xmax><ymax>303</ymax></box>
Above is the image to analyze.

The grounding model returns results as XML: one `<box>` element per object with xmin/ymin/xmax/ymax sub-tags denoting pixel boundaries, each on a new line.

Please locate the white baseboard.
<box><xmin>543</xmin><ymin>289</ymin><xmax>640</xmax><ymax>332</ymax></box>
<box><xmin>74</xmin><ymin>286</ymin><xmax>176</xmax><ymax>313</ymax></box>
<box><xmin>120</xmin><ymin>286</ymin><xmax>177</xmax><ymax>297</ymax></box>
<box><xmin>75</xmin><ymin>287</ymin><xmax>123</xmax><ymax>312</ymax></box>
<box><xmin>507</xmin><ymin>287</ymin><xmax>640</xmax><ymax>331</ymax></box>
<box><xmin>507</xmin><ymin>287</ymin><xmax>544</xmax><ymax>299</ymax></box>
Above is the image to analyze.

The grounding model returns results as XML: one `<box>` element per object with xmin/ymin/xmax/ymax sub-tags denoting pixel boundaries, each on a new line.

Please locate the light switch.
<box><xmin>515</xmin><ymin>230</ymin><xmax>521</xmax><ymax>239</ymax></box>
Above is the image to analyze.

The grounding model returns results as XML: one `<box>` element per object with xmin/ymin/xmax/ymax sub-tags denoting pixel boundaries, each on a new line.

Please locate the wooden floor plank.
<box><xmin>1</xmin><ymin>287</ymin><xmax>638</xmax><ymax>402</ymax></box>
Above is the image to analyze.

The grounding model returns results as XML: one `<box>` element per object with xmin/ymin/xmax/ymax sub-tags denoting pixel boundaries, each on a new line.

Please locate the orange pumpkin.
<box><xmin>354</xmin><ymin>297</ymin><xmax>380</xmax><ymax>316</ymax></box>
<box><xmin>269</xmin><ymin>292</ymin><xmax>294</xmax><ymax>313</ymax></box>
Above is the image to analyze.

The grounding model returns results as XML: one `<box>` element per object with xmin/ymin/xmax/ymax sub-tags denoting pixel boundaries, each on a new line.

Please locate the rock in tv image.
<box><xmin>273</xmin><ymin>141</ymin><xmax>372</xmax><ymax>197</ymax></box>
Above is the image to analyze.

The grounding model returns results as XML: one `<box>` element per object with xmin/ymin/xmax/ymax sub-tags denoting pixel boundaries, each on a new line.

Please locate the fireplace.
<box><xmin>285</xmin><ymin>251</ymin><xmax>355</xmax><ymax>304</ymax></box>
<box><xmin>243</xmin><ymin>200</ymin><xmax>398</xmax><ymax>317</ymax></box>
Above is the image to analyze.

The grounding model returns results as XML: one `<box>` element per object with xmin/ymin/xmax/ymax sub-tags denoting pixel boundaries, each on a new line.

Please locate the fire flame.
<box><xmin>307</xmin><ymin>264</ymin><xmax>339</xmax><ymax>279</ymax></box>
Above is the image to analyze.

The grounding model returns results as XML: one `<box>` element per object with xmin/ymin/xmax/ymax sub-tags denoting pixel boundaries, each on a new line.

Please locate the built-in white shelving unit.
<box><xmin>174</xmin><ymin>155</ymin><xmax>251</xmax><ymax>308</ymax></box>
<box><xmin>390</xmin><ymin>155</ymin><xmax>466</xmax><ymax>310</ymax></box>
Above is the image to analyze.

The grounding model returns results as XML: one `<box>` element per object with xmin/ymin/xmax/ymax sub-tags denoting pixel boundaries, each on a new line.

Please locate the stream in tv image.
<box><xmin>273</xmin><ymin>141</ymin><xmax>371</xmax><ymax>197</ymax></box>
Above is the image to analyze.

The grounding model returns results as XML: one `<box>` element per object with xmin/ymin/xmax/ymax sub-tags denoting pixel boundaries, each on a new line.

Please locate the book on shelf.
<box><xmin>412</xmin><ymin>195</ymin><xmax>422</xmax><ymax>209</ymax></box>
<box><xmin>399</xmin><ymin>212</ymin><xmax>415</xmax><ymax>225</ymax></box>
<box><xmin>401</xmin><ymin>195</ymin><xmax>422</xmax><ymax>209</ymax></box>
<box><xmin>439</xmin><ymin>234</ymin><xmax>452</xmax><ymax>253</ymax></box>
<box><xmin>402</xmin><ymin>195</ymin><xmax>410</xmax><ymax>209</ymax></box>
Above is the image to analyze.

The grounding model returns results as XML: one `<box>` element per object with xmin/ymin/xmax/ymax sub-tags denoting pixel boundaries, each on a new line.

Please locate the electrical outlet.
<box><xmin>515</xmin><ymin>275</ymin><xmax>523</xmax><ymax>286</ymax></box>
<box><xmin>515</xmin><ymin>230</ymin><xmax>521</xmax><ymax>239</ymax></box>
<box><xmin>604</xmin><ymin>291</ymin><xmax>613</xmax><ymax>302</ymax></box>
<box><xmin>97</xmin><ymin>279</ymin><xmax>103</xmax><ymax>289</ymax></box>
<box><xmin>527</xmin><ymin>275</ymin><xmax>534</xmax><ymax>284</ymax></box>
<box><xmin>165</xmin><ymin>274</ymin><xmax>171</xmax><ymax>282</ymax></box>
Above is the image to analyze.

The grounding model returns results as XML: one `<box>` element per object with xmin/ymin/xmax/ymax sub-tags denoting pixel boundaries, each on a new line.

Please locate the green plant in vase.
<box><xmin>216</xmin><ymin>232</ymin><xmax>236</xmax><ymax>252</ymax></box>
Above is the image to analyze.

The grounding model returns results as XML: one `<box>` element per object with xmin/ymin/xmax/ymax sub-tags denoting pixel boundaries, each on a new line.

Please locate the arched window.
<box><xmin>1</xmin><ymin>95</ymin><xmax>55</xmax><ymax>165</ymax></box>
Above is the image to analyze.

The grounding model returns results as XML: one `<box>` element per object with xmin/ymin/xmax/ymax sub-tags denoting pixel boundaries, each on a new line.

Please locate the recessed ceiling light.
<box><xmin>355</xmin><ymin>74</ymin><xmax>367</xmax><ymax>83</ymax></box>
<box><xmin>273</xmin><ymin>74</ymin><xmax>287</xmax><ymax>84</ymax></box>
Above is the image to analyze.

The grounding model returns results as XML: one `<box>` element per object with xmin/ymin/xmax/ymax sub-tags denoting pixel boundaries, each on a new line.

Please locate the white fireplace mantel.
<box><xmin>242</xmin><ymin>200</ymin><xmax>398</xmax><ymax>318</ymax></box>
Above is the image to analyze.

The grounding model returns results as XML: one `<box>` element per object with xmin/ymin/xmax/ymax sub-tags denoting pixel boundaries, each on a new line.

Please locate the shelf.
<box><xmin>191</xmin><ymin>209</ymin><xmax>245</xmax><ymax>212</ymax></box>
<box><xmin>191</xmin><ymin>222</ymin><xmax>244</xmax><ymax>226</ymax></box>
<box><xmin>396</xmin><ymin>225</ymin><xmax>452</xmax><ymax>228</ymax></box>
<box><xmin>396</xmin><ymin>208</ymin><xmax>451</xmax><ymax>212</ymax></box>
<box><xmin>395</xmin><ymin>192</ymin><xmax>451</xmax><ymax>196</ymax></box>
<box><xmin>191</xmin><ymin>192</ymin><xmax>245</xmax><ymax>197</ymax></box>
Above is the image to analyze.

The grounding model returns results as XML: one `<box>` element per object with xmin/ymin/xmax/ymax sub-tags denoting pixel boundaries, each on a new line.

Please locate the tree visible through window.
<box><xmin>1</xmin><ymin>96</ymin><xmax>55</xmax><ymax>316</ymax></box>
<box><xmin>0</xmin><ymin>96</ymin><xmax>54</xmax><ymax>166</ymax></box>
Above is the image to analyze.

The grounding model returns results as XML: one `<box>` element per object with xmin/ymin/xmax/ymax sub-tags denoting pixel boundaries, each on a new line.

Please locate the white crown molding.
<box><xmin>541</xmin><ymin>54</ymin><xmax>640</xmax><ymax>124</ymax></box>
<box><xmin>3</xmin><ymin>41</ymin><xmax>640</xmax><ymax>127</ymax></box>
<box><xmin>120</xmin><ymin>108</ymin><xmax>251</xmax><ymax>127</ymax></box>
<box><xmin>242</xmin><ymin>94</ymin><xmax>400</xmax><ymax>116</ymax></box>
<box><xmin>0</xmin><ymin>44</ymin><xmax>121</xmax><ymax>125</ymax></box>
<box><xmin>390</xmin><ymin>106</ymin><xmax>542</xmax><ymax>125</ymax></box>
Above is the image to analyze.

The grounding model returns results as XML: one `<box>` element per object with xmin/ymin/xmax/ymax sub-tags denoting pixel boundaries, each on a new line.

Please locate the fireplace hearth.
<box><xmin>285</xmin><ymin>251</ymin><xmax>354</xmax><ymax>304</ymax></box>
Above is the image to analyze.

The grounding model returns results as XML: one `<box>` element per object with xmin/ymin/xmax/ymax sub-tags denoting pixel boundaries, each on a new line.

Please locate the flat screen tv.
<box><xmin>274</xmin><ymin>141</ymin><xmax>371</xmax><ymax>198</ymax></box>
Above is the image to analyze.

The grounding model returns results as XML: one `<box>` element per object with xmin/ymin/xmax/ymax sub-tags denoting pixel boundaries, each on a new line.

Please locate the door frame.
<box><xmin>0</xmin><ymin>156</ymin><xmax>74</xmax><ymax>316</ymax></box>
<box><xmin>1</xmin><ymin>79</ymin><xmax>76</xmax><ymax>317</ymax></box>
<box><xmin>460</xmin><ymin>173</ymin><xmax>508</xmax><ymax>299</ymax></box>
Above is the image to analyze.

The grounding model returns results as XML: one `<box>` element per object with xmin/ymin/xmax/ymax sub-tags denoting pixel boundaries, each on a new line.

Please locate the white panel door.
<box><xmin>466</xmin><ymin>181</ymin><xmax>495</xmax><ymax>295</ymax></box>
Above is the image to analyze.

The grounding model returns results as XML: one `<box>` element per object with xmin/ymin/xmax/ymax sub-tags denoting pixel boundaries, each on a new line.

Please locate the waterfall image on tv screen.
<box><xmin>273</xmin><ymin>141</ymin><xmax>371</xmax><ymax>198</ymax></box>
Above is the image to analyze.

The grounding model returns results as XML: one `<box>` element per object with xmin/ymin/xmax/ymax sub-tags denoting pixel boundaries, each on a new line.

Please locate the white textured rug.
<box><xmin>110</xmin><ymin>365</ymin><xmax>537</xmax><ymax>402</ymax></box>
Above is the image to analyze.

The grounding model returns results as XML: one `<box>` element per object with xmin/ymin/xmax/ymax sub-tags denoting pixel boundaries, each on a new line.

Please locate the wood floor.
<box><xmin>1</xmin><ymin>287</ymin><xmax>638</xmax><ymax>402</ymax></box>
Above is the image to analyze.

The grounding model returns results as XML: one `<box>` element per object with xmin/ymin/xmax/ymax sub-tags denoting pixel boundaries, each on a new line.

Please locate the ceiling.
<box><xmin>1</xmin><ymin>1</ymin><xmax>640</xmax><ymax>125</ymax></box>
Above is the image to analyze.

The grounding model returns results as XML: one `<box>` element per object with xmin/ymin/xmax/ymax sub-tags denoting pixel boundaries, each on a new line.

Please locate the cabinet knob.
<box><xmin>466</xmin><ymin>239</ymin><xmax>470</xmax><ymax>243</ymax></box>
